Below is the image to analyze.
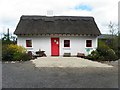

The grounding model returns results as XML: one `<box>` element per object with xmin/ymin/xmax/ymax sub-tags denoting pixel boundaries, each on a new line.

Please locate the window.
<box><xmin>86</xmin><ymin>40</ymin><xmax>92</xmax><ymax>47</ymax></box>
<box><xmin>64</xmin><ymin>40</ymin><xmax>70</xmax><ymax>47</ymax></box>
<box><xmin>26</xmin><ymin>40</ymin><xmax>32</xmax><ymax>47</ymax></box>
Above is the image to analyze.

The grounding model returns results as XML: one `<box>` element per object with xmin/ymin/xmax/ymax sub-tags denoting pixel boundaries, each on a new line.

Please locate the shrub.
<box><xmin>2</xmin><ymin>44</ymin><xmax>32</xmax><ymax>61</ymax></box>
<box><xmin>86</xmin><ymin>40</ymin><xmax>118</xmax><ymax>61</ymax></box>
<box><xmin>97</xmin><ymin>46</ymin><xmax>118</xmax><ymax>61</ymax></box>
<box><xmin>85</xmin><ymin>50</ymin><xmax>99</xmax><ymax>60</ymax></box>
<box><xmin>98</xmin><ymin>36</ymin><xmax>120</xmax><ymax>59</ymax></box>
<box><xmin>103</xmin><ymin>49</ymin><xmax>118</xmax><ymax>61</ymax></box>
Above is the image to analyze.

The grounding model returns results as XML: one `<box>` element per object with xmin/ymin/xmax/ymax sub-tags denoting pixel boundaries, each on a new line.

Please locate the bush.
<box><xmin>98</xmin><ymin>35</ymin><xmax>120</xmax><ymax>59</ymax></box>
<box><xmin>2</xmin><ymin>44</ymin><xmax>32</xmax><ymax>61</ymax></box>
<box><xmin>86</xmin><ymin>50</ymin><xmax>100</xmax><ymax>61</ymax></box>
<box><xmin>104</xmin><ymin>49</ymin><xmax>118</xmax><ymax>61</ymax></box>
<box><xmin>97</xmin><ymin>47</ymin><xmax>118</xmax><ymax>61</ymax></box>
<box><xmin>86</xmin><ymin>40</ymin><xmax>118</xmax><ymax>61</ymax></box>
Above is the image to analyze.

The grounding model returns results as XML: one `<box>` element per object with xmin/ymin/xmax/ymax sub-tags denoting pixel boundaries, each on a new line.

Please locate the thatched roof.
<box><xmin>14</xmin><ymin>15</ymin><xmax>101</xmax><ymax>36</ymax></box>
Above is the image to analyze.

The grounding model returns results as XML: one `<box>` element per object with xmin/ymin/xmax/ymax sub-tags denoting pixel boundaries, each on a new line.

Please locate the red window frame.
<box><xmin>64</xmin><ymin>40</ymin><xmax>70</xmax><ymax>47</ymax></box>
<box><xmin>86</xmin><ymin>40</ymin><xmax>92</xmax><ymax>47</ymax></box>
<box><xmin>26</xmin><ymin>40</ymin><xmax>32</xmax><ymax>47</ymax></box>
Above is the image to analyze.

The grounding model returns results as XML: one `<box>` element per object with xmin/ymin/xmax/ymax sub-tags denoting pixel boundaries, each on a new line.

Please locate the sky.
<box><xmin>0</xmin><ymin>0</ymin><xmax>119</xmax><ymax>36</ymax></box>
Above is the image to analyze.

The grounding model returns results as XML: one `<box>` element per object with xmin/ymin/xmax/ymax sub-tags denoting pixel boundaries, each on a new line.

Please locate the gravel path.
<box><xmin>31</xmin><ymin>57</ymin><xmax>113</xmax><ymax>68</ymax></box>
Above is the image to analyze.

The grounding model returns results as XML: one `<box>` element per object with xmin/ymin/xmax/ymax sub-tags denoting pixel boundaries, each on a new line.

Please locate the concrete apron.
<box><xmin>31</xmin><ymin>57</ymin><xmax>113</xmax><ymax>68</ymax></box>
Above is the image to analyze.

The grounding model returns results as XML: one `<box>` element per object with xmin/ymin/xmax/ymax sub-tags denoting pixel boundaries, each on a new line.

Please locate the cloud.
<box><xmin>0</xmin><ymin>0</ymin><xmax>119</xmax><ymax>34</ymax></box>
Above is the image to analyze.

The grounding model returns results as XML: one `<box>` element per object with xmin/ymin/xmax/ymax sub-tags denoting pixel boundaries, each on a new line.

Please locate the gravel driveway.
<box><xmin>2</xmin><ymin>57</ymin><xmax>118</xmax><ymax>88</ymax></box>
<box><xmin>31</xmin><ymin>57</ymin><xmax>113</xmax><ymax>67</ymax></box>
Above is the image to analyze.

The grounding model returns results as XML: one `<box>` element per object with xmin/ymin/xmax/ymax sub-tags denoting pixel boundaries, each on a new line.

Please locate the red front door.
<box><xmin>51</xmin><ymin>38</ymin><xmax>59</xmax><ymax>56</ymax></box>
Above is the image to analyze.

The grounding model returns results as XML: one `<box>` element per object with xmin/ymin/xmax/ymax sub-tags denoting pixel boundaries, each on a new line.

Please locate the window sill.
<box><xmin>63</xmin><ymin>47</ymin><xmax>71</xmax><ymax>50</ymax></box>
<box><xmin>26</xmin><ymin>47</ymin><xmax>33</xmax><ymax>48</ymax></box>
<box><xmin>26</xmin><ymin>47</ymin><xmax>33</xmax><ymax>50</ymax></box>
<box><xmin>85</xmin><ymin>47</ymin><xmax>93</xmax><ymax>49</ymax></box>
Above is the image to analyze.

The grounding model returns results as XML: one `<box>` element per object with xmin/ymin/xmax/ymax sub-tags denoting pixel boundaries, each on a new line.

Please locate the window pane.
<box><xmin>26</xmin><ymin>40</ymin><xmax>32</xmax><ymax>47</ymax></box>
<box><xmin>86</xmin><ymin>40</ymin><xmax>92</xmax><ymax>47</ymax></box>
<box><xmin>64</xmin><ymin>40</ymin><xmax>70</xmax><ymax>47</ymax></box>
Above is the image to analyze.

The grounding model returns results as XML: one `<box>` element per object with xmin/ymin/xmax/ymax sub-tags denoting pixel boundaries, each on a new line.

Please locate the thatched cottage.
<box><xmin>14</xmin><ymin>15</ymin><xmax>101</xmax><ymax>56</ymax></box>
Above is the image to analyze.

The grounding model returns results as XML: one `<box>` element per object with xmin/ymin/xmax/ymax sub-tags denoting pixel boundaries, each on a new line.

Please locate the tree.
<box><xmin>108</xmin><ymin>22</ymin><xmax>118</xmax><ymax>49</ymax></box>
<box><xmin>108</xmin><ymin>22</ymin><xmax>119</xmax><ymax>59</ymax></box>
<box><xmin>108</xmin><ymin>21</ymin><xmax>118</xmax><ymax>36</ymax></box>
<box><xmin>2</xmin><ymin>28</ymin><xmax>10</xmax><ymax>41</ymax></box>
<box><xmin>2</xmin><ymin>28</ymin><xmax>17</xmax><ymax>45</ymax></box>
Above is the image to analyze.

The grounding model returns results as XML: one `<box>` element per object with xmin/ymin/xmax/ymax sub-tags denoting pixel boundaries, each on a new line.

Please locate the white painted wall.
<box><xmin>17</xmin><ymin>35</ymin><xmax>98</xmax><ymax>56</ymax></box>
<box><xmin>17</xmin><ymin>36</ymin><xmax>51</xmax><ymax>55</ymax></box>
<box><xmin>60</xmin><ymin>36</ymin><xmax>97</xmax><ymax>56</ymax></box>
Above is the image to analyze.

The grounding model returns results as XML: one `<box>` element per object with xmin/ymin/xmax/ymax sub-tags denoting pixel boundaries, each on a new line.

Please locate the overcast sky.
<box><xmin>0</xmin><ymin>0</ymin><xmax>119</xmax><ymax>35</ymax></box>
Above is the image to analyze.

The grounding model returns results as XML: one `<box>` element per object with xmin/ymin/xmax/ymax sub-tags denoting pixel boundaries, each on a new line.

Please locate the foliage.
<box><xmin>117</xmin><ymin>33</ymin><xmax>120</xmax><ymax>58</ymax></box>
<box><xmin>108</xmin><ymin>21</ymin><xmax>117</xmax><ymax>36</ymax></box>
<box><xmin>2</xmin><ymin>29</ymin><xmax>30</xmax><ymax>61</ymax></box>
<box><xmin>2</xmin><ymin>38</ymin><xmax>15</xmax><ymax>45</ymax></box>
<box><xmin>97</xmin><ymin>47</ymin><xmax>118</xmax><ymax>61</ymax></box>
<box><xmin>107</xmin><ymin>21</ymin><xmax>119</xmax><ymax>59</ymax></box>
<box><xmin>2</xmin><ymin>44</ymin><xmax>32</xmax><ymax>61</ymax></box>
<box><xmin>2</xmin><ymin>28</ymin><xmax>17</xmax><ymax>45</ymax></box>
<box><xmin>0</xmin><ymin>40</ymin><xmax>1</xmax><ymax>60</ymax></box>
<box><xmin>86</xmin><ymin>40</ymin><xmax>118</xmax><ymax>61</ymax></box>
<box><xmin>86</xmin><ymin>50</ymin><xmax>100</xmax><ymax>61</ymax></box>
